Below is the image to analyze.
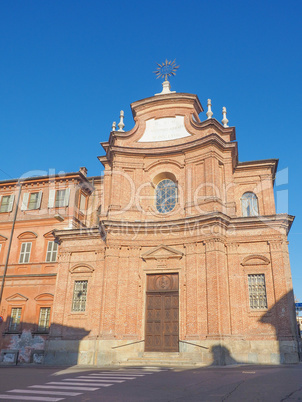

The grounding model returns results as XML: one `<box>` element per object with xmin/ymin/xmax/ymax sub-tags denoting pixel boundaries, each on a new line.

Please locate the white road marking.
<box><xmin>83</xmin><ymin>376</ymin><xmax>136</xmax><ymax>380</ymax></box>
<box><xmin>47</xmin><ymin>381</ymin><xmax>111</xmax><ymax>387</ymax></box>
<box><xmin>65</xmin><ymin>378</ymin><xmax>125</xmax><ymax>383</ymax></box>
<box><xmin>0</xmin><ymin>395</ymin><xmax>64</xmax><ymax>401</ymax></box>
<box><xmin>8</xmin><ymin>389</ymin><xmax>82</xmax><ymax>396</ymax></box>
<box><xmin>92</xmin><ymin>371</ymin><xmax>154</xmax><ymax>375</ymax></box>
<box><xmin>30</xmin><ymin>385</ymin><xmax>102</xmax><ymax>391</ymax></box>
<box><xmin>89</xmin><ymin>373</ymin><xmax>145</xmax><ymax>377</ymax></box>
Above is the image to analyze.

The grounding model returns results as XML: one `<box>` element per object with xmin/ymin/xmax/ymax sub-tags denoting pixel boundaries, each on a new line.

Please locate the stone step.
<box><xmin>119</xmin><ymin>360</ymin><xmax>199</xmax><ymax>367</ymax></box>
<box><xmin>117</xmin><ymin>354</ymin><xmax>205</xmax><ymax>367</ymax></box>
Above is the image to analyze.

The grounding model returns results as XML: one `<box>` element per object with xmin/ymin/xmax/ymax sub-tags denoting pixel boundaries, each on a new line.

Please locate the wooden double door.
<box><xmin>145</xmin><ymin>274</ymin><xmax>179</xmax><ymax>352</ymax></box>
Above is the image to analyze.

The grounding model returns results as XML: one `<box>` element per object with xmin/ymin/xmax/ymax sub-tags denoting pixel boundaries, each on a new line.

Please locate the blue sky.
<box><xmin>0</xmin><ymin>1</ymin><xmax>301</xmax><ymax>302</ymax></box>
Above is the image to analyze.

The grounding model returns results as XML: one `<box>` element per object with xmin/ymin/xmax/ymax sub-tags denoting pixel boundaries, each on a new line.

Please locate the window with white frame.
<box><xmin>248</xmin><ymin>274</ymin><xmax>268</xmax><ymax>309</ymax></box>
<box><xmin>0</xmin><ymin>195</ymin><xmax>14</xmax><ymax>213</ymax></box>
<box><xmin>8</xmin><ymin>307</ymin><xmax>22</xmax><ymax>332</ymax></box>
<box><xmin>19</xmin><ymin>242</ymin><xmax>32</xmax><ymax>263</ymax></box>
<box><xmin>79</xmin><ymin>193</ymin><xmax>87</xmax><ymax>214</ymax></box>
<box><xmin>46</xmin><ymin>241</ymin><xmax>58</xmax><ymax>262</ymax></box>
<box><xmin>72</xmin><ymin>280</ymin><xmax>88</xmax><ymax>312</ymax></box>
<box><xmin>155</xmin><ymin>179</ymin><xmax>177</xmax><ymax>213</ymax></box>
<box><xmin>38</xmin><ymin>307</ymin><xmax>51</xmax><ymax>332</ymax></box>
<box><xmin>21</xmin><ymin>191</ymin><xmax>42</xmax><ymax>211</ymax></box>
<box><xmin>241</xmin><ymin>192</ymin><xmax>259</xmax><ymax>217</ymax></box>
<box><xmin>48</xmin><ymin>189</ymin><xmax>70</xmax><ymax>208</ymax></box>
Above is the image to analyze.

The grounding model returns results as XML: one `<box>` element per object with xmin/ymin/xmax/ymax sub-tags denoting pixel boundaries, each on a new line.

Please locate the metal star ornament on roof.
<box><xmin>154</xmin><ymin>59</ymin><xmax>179</xmax><ymax>81</ymax></box>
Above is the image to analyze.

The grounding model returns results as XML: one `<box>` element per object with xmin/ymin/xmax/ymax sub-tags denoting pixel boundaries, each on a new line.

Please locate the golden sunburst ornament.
<box><xmin>154</xmin><ymin>59</ymin><xmax>179</xmax><ymax>81</ymax></box>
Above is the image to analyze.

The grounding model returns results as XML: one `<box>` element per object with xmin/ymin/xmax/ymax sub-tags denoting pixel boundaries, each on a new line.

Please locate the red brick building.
<box><xmin>0</xmin><ymin>86</ymin><xmax>299</xmax><ymax>365</ymax></box>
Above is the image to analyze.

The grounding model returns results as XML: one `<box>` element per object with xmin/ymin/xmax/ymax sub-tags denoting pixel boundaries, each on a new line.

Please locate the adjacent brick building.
<box><xmin>0</xmin><ymin>85</ymin><xmax>299</xmax><ymax>365</ymax></box>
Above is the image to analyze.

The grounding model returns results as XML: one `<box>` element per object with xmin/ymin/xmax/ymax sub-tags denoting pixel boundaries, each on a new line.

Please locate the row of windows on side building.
<box><xmin>0</xmin><ymin>185</ymin><xmax>258</xmax><ymax>217</ymax></box>
<box><xmin>0</xmin><ymin>240</ymin><xmax>58</xmax><ymax>264</ymax></box>
<box><xmin>0</xmin><ymin>188</ymin><xmax>87</xmax><ymax>212</ymax></box>
<box><xmin>7</xmin><ymin>274</ymin><xmax>268</xmax><ymax>334</ymax></box>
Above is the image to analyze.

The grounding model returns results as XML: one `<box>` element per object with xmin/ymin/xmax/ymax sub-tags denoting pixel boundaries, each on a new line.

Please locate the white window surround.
<box><xmin>19</xmin><ymin>242</ymin><xmax>32</xmax><ymax>264</ymax></box>
<box><xmin>0</xmin><ymin>195</ymin><xmax>14</xmax><ymax>213</ymax></box>
<box><xmin>241</xmin><ymin>192</ymin><xmax>259</xmax><ymax>217</ymax></box>
<box><xmin>21</xmin><ymin>191</ymin><xmax>42</xmax><ymax>211</ymax></box>
<box><xmin>48</xmin><ymin>188</ymin><xmax>70</xmax><ymax>208</ymax></box>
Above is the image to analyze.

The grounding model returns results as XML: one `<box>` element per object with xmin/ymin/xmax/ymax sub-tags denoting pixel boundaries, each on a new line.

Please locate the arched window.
<box><xmin>155</xmin><ymin>179</ymin><xmax>177</xmax><ymax>213</ymax></box>
<box><xmin>241</xmin><ymin>192</ymin><xmax>259</xmax><ymax>217</ymax></box>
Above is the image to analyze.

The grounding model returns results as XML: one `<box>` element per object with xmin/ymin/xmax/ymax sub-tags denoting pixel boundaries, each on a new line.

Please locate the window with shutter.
<box><xmin>27</xmin><ymin>192</ymin><xmax>40</xmax><ymax>210</ymax></box>
<box><xmin>46</xmin><ymin>241</ymin><xmax>58</xmax><ymax>262</ymax></box>
<box><xmin>0</xmin><ymin>195</ymin><xmax>11</xmax><ymax>213</ymax></box>
<box><xmin>79</xmin><ymin>193</ymin><xmax>87</xmax><ymax>213</ymax></box>
<box><xmin>19</xmin><ymin>242</ymin><xmax>32</xmax><ymax>263</ymax></box>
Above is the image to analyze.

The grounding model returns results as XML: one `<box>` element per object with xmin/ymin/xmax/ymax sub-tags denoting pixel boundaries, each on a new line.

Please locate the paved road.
<box><xmin>0</xmin><ymin>364</ymin><xmax>301</xmax><ymax>401</ymax></box>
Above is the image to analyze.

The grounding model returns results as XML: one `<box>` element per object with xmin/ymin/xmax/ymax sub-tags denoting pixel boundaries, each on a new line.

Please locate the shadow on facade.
<box><xmin>0</xmin><ymin>322</ymin><xmax>90</xmax><ymax>366</ymax></box>
<box><xmin>209</xmin><ymin>290</ymin><xmax>300</xmax><ymax>366</ymax></box>
<box><xmin>209</xmin><ymin>345</ymin><xmax>238</xmax><ymax>366</ymax></box>
<box><xmin>259</xmin><ymin>289</ymin><xmax>301</xmax><ymax>363</ymax></box>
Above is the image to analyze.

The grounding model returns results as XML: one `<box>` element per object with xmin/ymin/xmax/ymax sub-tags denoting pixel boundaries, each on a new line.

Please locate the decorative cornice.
<box><xmin>69</xmin><ymin>263</ymin><xmax>94</xmax><ymax>274</ymax></box>
<box><xmin>241</xmin><ymin>255</ymin><xmax>270</xmax><ymax>266</ymax></box>
<box><xmin>144</xmin><ymin>159</ymin><xmax>184</xmax><ymax>172</ymax></box>
<box><xmin>142</xmin><ymin>245</ymin><xmax>183</xmax><ymax>261</ymax></box>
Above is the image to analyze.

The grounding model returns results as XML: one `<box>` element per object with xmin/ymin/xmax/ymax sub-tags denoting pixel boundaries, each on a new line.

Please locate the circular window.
<box><xmin>155</xmin><ymin>179</ymin><xmax>177</xmax><ymax>213</ymax></box>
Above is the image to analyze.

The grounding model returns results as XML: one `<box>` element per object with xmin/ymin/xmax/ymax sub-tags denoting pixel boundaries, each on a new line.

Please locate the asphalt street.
<box><xmin>0</xmin><ymin>364</ymin><xmax>301</xmax><ymax>401</ymax></box>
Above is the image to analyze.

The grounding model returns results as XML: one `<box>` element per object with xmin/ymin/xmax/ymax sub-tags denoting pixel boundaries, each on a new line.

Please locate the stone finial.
<box><xmin>118</xmin><ymin>110</ymin><xmax>125</xmax><ymax>132</ymax></box>
<box><xmin>155</xmin><ymin>80</ymin><xmax>176</xmax><ymax>96</ymax></box>
<box><xmin>222</xmin><ymin>107</ymin><xmax>229</xmax><ymax>127</ymax></box>
<box><xmin>112</xmin><ymin>121</ymin><xmax>116</xmax><ymax>131</ymax></box>
<box><xmin>79</xmin><ymin>167</ymin><xmax>87</xmax><ymax>177</ymax></box>
<box><xmin>206</xmin><ymin>99</ymin><xmax>213</xmax><ymax>119</ymax></box>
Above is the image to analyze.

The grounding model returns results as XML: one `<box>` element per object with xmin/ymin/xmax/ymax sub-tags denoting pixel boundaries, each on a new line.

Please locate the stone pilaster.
<box><xmin>50</xmin><ymin>251</ymin><xmax>71</xmax><ymax>338</ymax></box>
<box><xmin>184</xmin><ymin>243</ymin><xmax>198</xmax><ymax>337</ymax></box>
<box><xmin>205</xmin><ymin>238</ymin><xmax>230</xmax><ymax>337</ymax></box>
<box><xmin>101</xmin><ymin>245</ymin><xmax>121</xmax><ymax>337</ymax></box>
<box><xmin>226</xmin><ymin>242</ymin><xmax>244</xmax><ymax>335</ymax></box>
<box><xmin>268</xmin><ymin>240</ymin><xmax>295</xmax><ymax>338</ymax></box>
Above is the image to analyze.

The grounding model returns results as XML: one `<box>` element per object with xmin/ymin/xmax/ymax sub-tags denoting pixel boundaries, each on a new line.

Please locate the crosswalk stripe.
<box><xmin>83</xmin><ymin>376</ymin><xmax>136</xmax><ymax>380</ymax></box>
<box><xmin>47</xmin><ymin>381</ymin><xmax>111</xmax><ymax>387</ymax></box>
<box><xmin>64</xmin><ymin>378</ymin><xmax>125</xmax><ymax>383</ymax></box>
<box><xmin>88</xmin><ymin>373</ymin><xmax>145</xmax><ymax>377</ymax></box>
<box><xmin>8</xmin><ymin>389</ymin><xmax>82</xmax><ymax>397</ymax></box>
<box><xmin>0</xmin><ymin>395</ymin><xmax>64</xmax><ymax>401</ymax></box>
<box><xmin>92</xmin><ymin>371</ymin><xmax>154</xmax><ymax>374</ymax></box>
<box><xmin>90</xmin><ymin>372</ymin><xmax>154</xmax><ymax>375</ymax></box>
<box><xmin>29</xmin><ymin>385</ymin><xmax>102</xmax><ymax>391</ymax></box>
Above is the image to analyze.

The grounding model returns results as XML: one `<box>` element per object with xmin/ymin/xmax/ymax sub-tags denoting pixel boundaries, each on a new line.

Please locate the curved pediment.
<box><xmin>241</xmin><ymin>255</ymin><xmax>270</xmax><ymax>266</ymax></box>
<box><xmin>34</xmin><ymin>293</ymin><xmax>54</xmax><ymax>302</ymax></box>
<box><xmin>69</xmin><ymin>263</ymin><xmax>95</xmax><ymax>274</ymax></box>
<box><xmin>145</xmin><ymin>159</ymin><xmax>184</xmax><ymax>172</ymax></box>
<box><xmin>17</xmin><ymin>231</ymin><xmax>38</xmax><ymax>240</ymax></box>
<box><xmin>142</xmin><ymin>245</ymin><xmax>183</xmax><ymax>261</ymax></box>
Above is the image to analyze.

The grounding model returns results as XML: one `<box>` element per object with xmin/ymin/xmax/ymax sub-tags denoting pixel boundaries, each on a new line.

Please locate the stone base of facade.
<box><xmin>44</xmin><ymin>338</ymin><xmax>300</xmax><ymax>366</ymax></box>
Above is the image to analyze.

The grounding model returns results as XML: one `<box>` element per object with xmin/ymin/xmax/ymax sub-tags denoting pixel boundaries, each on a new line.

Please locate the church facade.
<box><xmin>0</xmin><ymin>84</ymin><xmax>299</xmax><ymax>365</ymax></box>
